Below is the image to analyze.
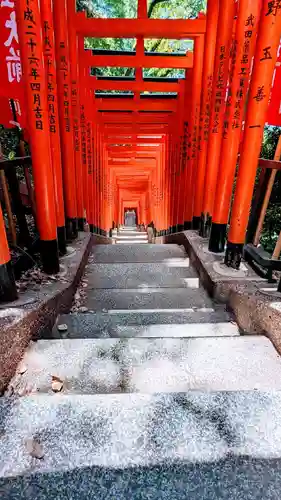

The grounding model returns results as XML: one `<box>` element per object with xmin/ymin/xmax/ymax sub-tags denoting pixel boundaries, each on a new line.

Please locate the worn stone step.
<box><xmin>9</xmin><ymin>336</ymin><xmax>281</xmax><ymax>395</ymax></box>
<box><xmin>1</xmin><ymin>391</ymin><xmax>281</xmax><ymax>499</ymax></box>
<box><xmin>52</xmin><ymin>321</ymin><xmax>239</xmax><ymax>339</ymax></box>
<box><xmin>46</xmin><ymin>310</ymin><xmax>239</xmax><ymax>339</ymax></box>
<box><xmin>83</xmin><ymin>287</ymin><xmax>213</xmax><ymax>311</ymax></box>
<box><xmin>91</xmin><ymin>244</ymin><xmax>187</xmax><ymax>263</ymax></box>
<box><xmin>85</xmin><ymin>263</ymin><xmax>198</xmax><ymax>289</ymax></box>
<box><xmin>116</xmin><ymin>233</ymin><xmax>148</xmax><ymax>239</ymax></box>
<box><xmin>116</xmin><ymin>240</ymin><xmax>148</xmax><ymax>244</ymax></box>
<box><xmin>117</xmin><ymin>233</ymin><xmax>148</xmax><ymax>238</ymax></box>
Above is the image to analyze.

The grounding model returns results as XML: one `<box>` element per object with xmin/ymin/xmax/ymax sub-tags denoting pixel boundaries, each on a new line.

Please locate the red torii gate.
<box><xmin>0</xmin><ymin>0</ymin><xmax>280</xmax><ymax>302</ymax></box>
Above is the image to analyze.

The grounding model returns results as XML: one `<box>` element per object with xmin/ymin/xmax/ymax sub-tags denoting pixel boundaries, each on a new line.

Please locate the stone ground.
<box><xmin>1</xmin><ymin>227</ymin><xmax>281</xmax><ymax>499</ymax></box>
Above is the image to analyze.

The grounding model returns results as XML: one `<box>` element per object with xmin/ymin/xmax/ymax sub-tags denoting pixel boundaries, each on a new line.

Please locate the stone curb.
<box><xmin>0</xmin><ymin>233</ymin><xmax>111</xmax><ymax>394</ymax></box>
<box><xmin>161</xmin><ymin>231</ymin><xmax>281</xmax><ymax>355</ymax></box>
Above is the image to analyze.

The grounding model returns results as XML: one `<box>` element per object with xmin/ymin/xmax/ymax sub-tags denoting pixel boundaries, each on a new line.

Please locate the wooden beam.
<box><xmin>95</xmin><ymin>100</ymin><xmax>177</xmax><ymax>112</ymax></box>
<box><xmin>109</xmin><ymin>161</ymin><xmax>156</xmax><ymax>167</ymax></box>
<box><xmin>89</xmin><ymin>78</ymin><xmax>180</xmax><ymax>92</ymax></box>
<box><xmin>82</xmin><ymin>51</ymin><xmax>193</xmax><ymax>69</ymax></box>
<box><xmin>105</xmin><ymin>138</ymin><xmax>164</xmax><ymax>144</ymax></box>
<box><xmin>98</xmin><ymin>114</ymin><xmax>173</xmax><ymax>123</ymax></box>
<box><xmin>259</xmin><ymin>159</ymin><xmax>281</xmax><ymax>171</ymax></box>
<box><xmin>138</xmin><ymin>0</ymin><xmax>147</xmax><ymax>19</ymax></box>
<box><xmin>109</xmin><ymin>151</ymin><xmax>159</xmax><ymax>157</ymax></box>
<box><xmin>75</xmin><ymin>14</ymin><xmax>206</xmax><ymax>38</ymax></box>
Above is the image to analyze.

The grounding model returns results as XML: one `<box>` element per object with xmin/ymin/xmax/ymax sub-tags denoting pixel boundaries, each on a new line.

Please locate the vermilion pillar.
<box><xmin>16</xmin><ymin>0</ymin><xmax>59</xmax><ymax>274</ymax></box>
<box><xmin>174</xmin><ymin>80</ymin><xmax>186</xmax><ymax>231</ymax></box>
<box><xmin>78</xmin><ymin>38</ymin><xmax>90</xmax><ymax>226</ymax></box>
<box><xmin>80</xmin><ymin>102</ymin><xmax>89</xmax><ymax>224</ymax></box>
<box><xmin>67</xmin><ymin>0</ymin><xmax>84</xmax><ymax>230</ymax></box>
<box><xmin>171</xmin><ymin>103</ymin><xmax>182</xmax><ymax>231</ymax></box>
<box><xmin>209</xmin><ymin>0</ymin><xmax>261</xmax><ymax>252</ymax></box>
<box><xmin>92</xmin><ymin>122</ymin><xmax>97</xmax><ymax>232</ymax></box>
<box><xmin>41</xmin><ymin>0</ymin><xmax>67</xmax><ymax>255</ymax></box>
<box><xmin>193</xmin><ymin>0</ymin><xmax>219</xmax><ymax>226</ymax></box>
<box><xmin>185</xmin><ymin>34</ymin><xmax>204</xmax><ymax>228</ymax></box>
<box><xmin>87</xmin><ymin>120</ymin><xmax>94</xmax><ymax>233</ymax></box>
<box><xmin>53</xmin><ymin>0</ymin><xmax>78</xmax><ymax>240</ymax></box>
<box><xmin>226</xmin><ymin>0</ymin><xmax>281</xmax><ymax>268</ymax></box>
<box><xmin>200</xmin><ymin>0</ymin><xmax>236</xmax><ymax>237</ymax></box>
<box><xmin>0</xmin><ymin>206</ymin><xmax>17</xmax><ymax>302</ymax></box>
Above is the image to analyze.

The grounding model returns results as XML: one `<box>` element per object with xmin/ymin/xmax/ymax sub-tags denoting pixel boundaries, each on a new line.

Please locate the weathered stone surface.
<box><xmin>47</xmin><ymin>311</ymin><xmax>239</xmax><ymax>340</ymax></box>
<box><xmin>3</xmin><ymin>232</ymin><xmax>281</xmax><ymax>500</ymax></box>
<box><xmin>85</xmin><ymin>262</ymin><xmax>196</xmax><ymax>289</ymax></box>
<box><xmin>1</xmin><ymin>392</ymin><xmax>281</xmax><ymax>499</ymax></box>
<box><xmin>91</xmin><ymin>243</ymin><xmax>187</xmax><ymax>263</ymax></box>
<box><xmin>162</xmin><ymin>231</ymin><xmax>281</xmax><ymax>354</ymax></box>
<box><xmin>83</xmin><ymin>288</ymin><xmax>214</xmax><ymax>311</ymax></box>
<box><xmin>7</xmin><ymin>336</ymin><xmax>281</xmax><ymax>394</ymax></box>
<box><xmin>0</xmin><ymin>233</ymin><xmax>99</xmax><ymax>394</ymax></box>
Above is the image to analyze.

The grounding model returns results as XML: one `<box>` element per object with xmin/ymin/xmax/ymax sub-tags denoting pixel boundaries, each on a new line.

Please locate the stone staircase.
<box><xmin>1</xmin><ymin>231</ymin><xmax>281</xmax><ymax>498</ymax></box>
<box><xmin>113</xmin><ymin>225</ymin><xmax>149</xmax><ymax>244</ymax></box>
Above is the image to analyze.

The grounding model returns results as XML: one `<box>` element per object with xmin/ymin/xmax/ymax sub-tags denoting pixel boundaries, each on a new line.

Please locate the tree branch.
<box><xmin>148</xmin><ymin>0</ymin><xmax>171</xmax><ymax>18</ymax></box>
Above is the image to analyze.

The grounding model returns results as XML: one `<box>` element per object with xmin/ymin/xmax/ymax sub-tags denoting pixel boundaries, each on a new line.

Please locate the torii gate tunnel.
<box><xmin>0</xmin><ymin>0</ymin><xmax>281</xmax><ymax>301</ymax></box>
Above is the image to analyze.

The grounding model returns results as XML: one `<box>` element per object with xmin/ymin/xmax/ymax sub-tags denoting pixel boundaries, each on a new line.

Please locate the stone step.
<box><xmin>9</xmin><ymin>336</ymin><xmax>281</xmax><ymax>395</ymax></box>
<box><xmin>116</xmin><ymin>233</ymin><xmax>148</xmax><ymax>238</ymax></box>
<box><xmin>46</xmin><ymin>311</ymin><xmax>240</xmax><ymax>339</ymax></box>
<box><xmin>1</xmin><ymin>391</ymin><xmax>281</xmax><ymax>499</ymax></box>
<box><xmin>117</xmin><ymin>233</ymin><xmax>148</xmax><ymax>238</ymax></box>
<box><xmin>91</xmin><ymin>243</ymin><xmax>187</xmax><ymax>263</ymax></box>
<box><xmin>85</xmin><ymin>263</ymin><xmax>198</xmax><ymax>289</ymax></box>
<box><xmin>83</xmin><ymin>287</ymin><xmax>213</xmax><ymax>311</ymax></box>
<box><xmin>116</xmin><ymin>240</ymin><xmax>148</xmax><ymax>244</ymax></box>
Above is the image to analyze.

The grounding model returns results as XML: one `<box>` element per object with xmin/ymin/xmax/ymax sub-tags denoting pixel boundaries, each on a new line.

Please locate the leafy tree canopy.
<box><xmin>77</xmin><ymin>0</ymin><xmax>206</xmax><ymax>78</ymax></box>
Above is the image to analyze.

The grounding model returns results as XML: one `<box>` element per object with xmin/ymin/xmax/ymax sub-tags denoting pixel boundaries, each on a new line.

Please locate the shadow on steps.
<box><xmin>1</xmin><ymin>455</ymin><xmax>280</xmax><ymax>499</ymax></box>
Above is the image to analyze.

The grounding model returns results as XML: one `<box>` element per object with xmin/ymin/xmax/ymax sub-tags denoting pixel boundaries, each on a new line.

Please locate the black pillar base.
<box><xmin>0</xmin><ymin>261</ymin><xmax>18</xmax><ymax>302</ymax></box>
<box><xmin>57</xmin><ymin>226</ymin><xmax>67</xmax><ymax>256</ymax></box>
<box><xmin>224</xmin><ymin>242</ymin><xmax>244</xmax><ymax>269</ymax></box>
<box><xmin>78</xmin><ymin>218</ymin><xmax>85</xmax><ymax>231</ymax></box>
<box><xmin>199</xmin><ymin>213</ymin><xmax>212</xmax><ymax>238</ymax></box>
<box><xmin>209</xmin><ymin>223</ymin><xmax>227</xmax><ymax>253</ymax></box>
<box><xmin>90</xmin><ymin>224</ymin><xmax>94</xmax><ymax>234</ymax></box>
<box><xmin>184</xmin><ymin>221</ymin><xmax>192</xmax><ymax>230</ymax></box>
<box><xmin>278</xmin><ymin>279</ymin><xmax>281</xmax><ymax>293</ymax></box>
<box><xmin>171</xmin><ymin>225</ymin><xmax>176</xmax><ymax>234</ymax></box>
<box><xmin>192</xmin><ymin>216</ymin><xmax>200</xmax><ymax>230</ymax></box>
<box><xmin>66</xmin><ymin>218</ymin><xmax>78</xmax><ymax>241</ymax></box>
<box><xmin>176</xmin><ymin>224</ymin><xmax>184</xmax><ymax>232</ymax></box>
<box><xmin>40</xmin><ymin>239</ymin><xmax>60</xmax><ymax>275</ymax></box>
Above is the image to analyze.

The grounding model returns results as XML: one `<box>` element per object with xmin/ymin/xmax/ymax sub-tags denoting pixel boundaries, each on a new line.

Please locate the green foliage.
<box><xmin>148</xmin><ymin>0</ymin><xmax>207</xmax><ymax>19</ymax></box>
<box><xmin>78</xmin><ymin>0</ymin><xmax>204</xmax><ymax>78</ymax></box>
<box><xmin>260</xmin><ymin>126</ymin><xmax>281</xmax><ymax>255</ymax></box>
<box><xmin>77</xmin><ymin>0</ymin><xmax>137</xmax><ymax>18</ymax></box>
<box><xmin>0</xmin><ymin>125</ymin><xmax>19</xmax><ymax>159</ymax></box>
<box><xmin>260</xmin><ymin>205</ymin><xmax>281</xmax><ymax>255</ymax></box>
<box><xmin>77</xmin><ymin>0</ymin><xmax>207</xmax><ymax>19</ymax></box>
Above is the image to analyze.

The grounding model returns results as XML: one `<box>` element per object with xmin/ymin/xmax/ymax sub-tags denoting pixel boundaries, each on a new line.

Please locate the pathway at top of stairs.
<box><xmin>1</xmin><ymin>227</ymin><xmax>281</xmax><ymax>499</ymax></box>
